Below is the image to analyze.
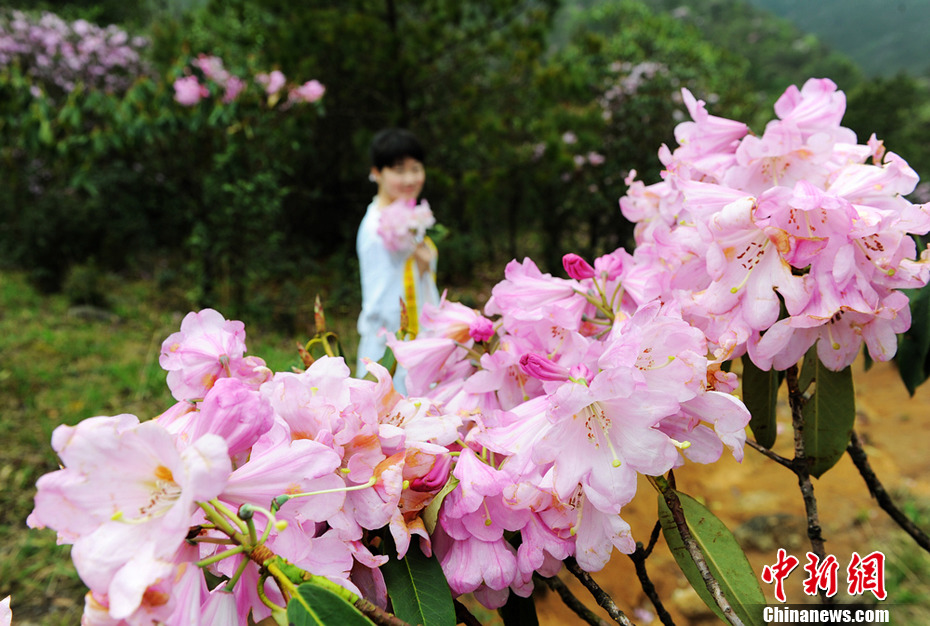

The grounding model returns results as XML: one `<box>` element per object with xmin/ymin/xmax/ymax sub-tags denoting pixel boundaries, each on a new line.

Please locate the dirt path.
<box><xmin>535</xmin><ymin>358</ymin><xmax>930</xmax><ymax>624</ymax></box>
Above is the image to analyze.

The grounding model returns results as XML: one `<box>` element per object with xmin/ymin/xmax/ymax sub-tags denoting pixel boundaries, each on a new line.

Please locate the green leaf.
<box><xmin>382</xmin><ymin>543</ymin><xmax>456</xmax><ymax>626</ymax></box>
<box><xmin>798</xmin><ymin>347</ymin><xmax>856</xmax><ymax>478</ymax></box>
<box><xmin>422</xmin><ymin>475</ymin><xmax>458</xmax><ymax>535</ymax></box>
<box><xmin>897</xmin><ymin>283</ymin><xmax>930</xmax><ymax>395</ymax></box>
<box><xmin>658</xmin><ymin>490</ymin><xmax>766</xmax><ymax>626</ymax></box>
<box><xmin>741</xmin><ymin>356</ymin><xmax>783</xmax><ymax>448</ymax></box>
<box><xmin>286</xmin><ymin>582</ymin><xmax>374</xmax><ymax>626</ymax></box>
<box><xmin>377</xmin><ymin>345</ymin><xmax>398</xmax><ymax>376</ymax></box>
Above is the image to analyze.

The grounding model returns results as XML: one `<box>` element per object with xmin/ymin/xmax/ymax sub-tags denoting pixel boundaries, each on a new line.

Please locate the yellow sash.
<box><xmin>402</xmin><ymin>236</ymin><xmax>437</xmax><ymax>337</ymax></box>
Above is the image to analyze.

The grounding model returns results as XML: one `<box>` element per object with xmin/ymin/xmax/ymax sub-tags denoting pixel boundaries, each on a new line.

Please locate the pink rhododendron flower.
<box><xmin>223</xmin><ymin>75</ymin><xmax>246</xmax><ymax>103</ymax></box>
<box><xmin>159</xmin><ymin>309</ymin><xmax>247</xmax><ymax>401</ymax></box>
<box><xmin>290</xmin><ymin>79</ymin><xmax>326</xmax><ymax>103</ymax></box>
<box><xmin>173</xmin><ymin>75</ymin><xmax>208</xmax><ymax>106</ymax></box>
<box><xmin>0</xmin><ymin>596</ymin><xmax>10</xmax><ymax>626</ymax></box>
<box><xmin>188</xmin><ymin>377</ymin><xmax>274</xmax><ymax>458</ymax></box>
<box><xmin>621</xmin><ymin>78</ymin><xmax>930</xmax><ymax>369</ymax></box>
<box><xmin>192</xmin><ymin>54</ymin><xmax>229</xmax><ymax>85</ymax></box>
<box><xmin>256</xmin><ymin>69</ymin><xmax>286</xmax><ymax>94</ymax></box>
<box><xmin>28</xmin><ymin>415</ymin><xmax>230</xmax><ymax>620</ymax></box>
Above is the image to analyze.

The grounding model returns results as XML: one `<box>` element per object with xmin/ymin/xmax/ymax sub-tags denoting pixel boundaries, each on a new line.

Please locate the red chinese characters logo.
<box><xmin>761</xmin><ymin>548</ymin><xmax>799</xmax><ymax>602</ymax></box>
<box><xmin>762</xmin><ymin>550</ymin><xmax>887</xmax><ymax>602</ymax></box>
<box><xmin>803</xmin><ymin>552</ymin><xmax>839</xmax><ymax>597</ymax></box>
<box><xmin>847</xmin><ymin>551</ymin><xmax>887</xmax><ymax>600</ymax></box>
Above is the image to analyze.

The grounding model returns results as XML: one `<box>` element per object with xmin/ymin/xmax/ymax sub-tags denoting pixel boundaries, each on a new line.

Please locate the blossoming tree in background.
<box><xmin>0</xmin><ymin>10</ymin><xmax>150</xmax><ymax>98</ymax></box>
<box><xmin>23</xmin><ymin>78</ymin><xmax>930</xmax><ymax>625</ymax></box>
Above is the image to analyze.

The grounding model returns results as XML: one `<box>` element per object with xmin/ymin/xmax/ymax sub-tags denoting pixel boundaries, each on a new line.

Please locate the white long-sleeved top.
<box><xmin>355</xmin><ymin>198</ymin><xmax>439</xmax><ymax>386</ymax></box>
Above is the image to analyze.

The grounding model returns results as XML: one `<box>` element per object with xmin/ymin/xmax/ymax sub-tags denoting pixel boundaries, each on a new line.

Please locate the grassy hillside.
<box><xmin>747</xmin><ymin>0</ymin><xmax>930</xmax><ymax>77</ymax></box>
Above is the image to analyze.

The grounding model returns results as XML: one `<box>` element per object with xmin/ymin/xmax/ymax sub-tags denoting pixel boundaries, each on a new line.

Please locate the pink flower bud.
<box><xmin>468</xmin><ymin>317</ymin><xmax>495</xmax><ymax>343</ymax></box>
<box><xmin>562</xmin><ymin>253</ymin><xmax>595</xmax><ymax>280</ymax></box>
<box><xmin>519</xmin><ymin>353</ymin><xmax>570</xmax><ymax>382</ymax></box>
<box><xmin>409</xmin><ymin>454</ymin><xmax>453</xmax><ymax>492</ymax></box>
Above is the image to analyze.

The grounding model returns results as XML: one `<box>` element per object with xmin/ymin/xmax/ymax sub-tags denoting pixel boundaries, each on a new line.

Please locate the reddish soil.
<box><xmin>535</xmin><ymin>358</ymin><xmax>930</xmax><ymax>624</ymax></box>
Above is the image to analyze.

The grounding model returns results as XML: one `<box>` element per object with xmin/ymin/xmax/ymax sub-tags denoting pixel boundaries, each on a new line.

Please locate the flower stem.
<box><xmin>195</xmin><ymin>545</ymin><xmax>246</xmax><ymax>569</ymax></box>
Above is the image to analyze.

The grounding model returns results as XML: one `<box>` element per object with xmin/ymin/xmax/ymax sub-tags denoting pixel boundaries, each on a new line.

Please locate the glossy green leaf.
<box><xmin>897</xmin><ymin>283</ymin><xmax>930</xmax><ymax>395</ymax></box>
<box><xmin>286</xmin><ymin>582</ymin><xmax>373</xmax><ymax>626</ymax></box>
<box><xmin>658</xmin><ymin>490</ymin><xmax>766</xmax><ymax>626</ymax></box>
<box><xmin>382</xmin><ymin>544</ymin><xmax>456</xmax><ymax>626</ymax></box>
<box><xmin>798</xmin><ymin>348</ymin><xmax>856</xmax><ymax>478</ymax></box>
<box><xmin>741</xmin><ymin>356</ymin><xmax>783</xmax><ymax>449</ymax></box>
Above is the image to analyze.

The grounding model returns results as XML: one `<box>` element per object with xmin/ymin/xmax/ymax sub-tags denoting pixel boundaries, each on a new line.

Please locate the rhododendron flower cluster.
<box><xmin>621</xmin><ymin>78</ymin><xmax>930</xmax><ymax>370</ymax></box>
<box><xmin>387</xmin><ymin>250</ymin><xmax>750</xmax><ymax>604</ymax></box>
<box><xmin>30</xmin><ymin>309</ymin><xmax>462</xmax><ymax>623</ymax></box>
<box><xmin>0</xmin><ymin>10</ymin><xmax>149</xmax><ymax>96</ymax></box>
<box><xmin>172</xmin><ymin>54</ymin><xmax>325</xmax><ymax>108</ymax></box>
<box><xmin>27</xmin><ymin>78</ymin><xmax>930</xmax><ymax>622</ymax></box>
<box><xmin>30</xmin><ymin>287</ymin><xmax>750</xmax><ymax>620</ymax></box>
<box><xmin>376</xmin><ymin>198</ymin><xmax>436</xmax><ymax>252</ymax></box>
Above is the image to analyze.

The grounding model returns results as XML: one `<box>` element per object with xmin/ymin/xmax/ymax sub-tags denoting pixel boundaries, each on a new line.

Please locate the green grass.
<box><xmin>880</xmin><ymin>494</ymin><xmax>930</xmax><ymax>625</ymax></box>
<box><xmin>0</xmin><ymin>269</ymin><xmax>357</xmax><ymax>623</ymax></box>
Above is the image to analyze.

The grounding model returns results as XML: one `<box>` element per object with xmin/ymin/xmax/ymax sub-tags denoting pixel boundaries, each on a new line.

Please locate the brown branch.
<box><xmin>746</xmin><ymin>439</ymin><xmax>793</xmax><ymax>469</ymax></box>
<box><xmin>784</xmin><ymin>364</ymin><xmax>832</xmax><ymax>605</ymax></box>
<box><xmin>564</xmin><ymin>557</ymin><xmax>636</xmax><ymax>626</ymax></box>
<box><xmin>628</xmin><ymin>542</ymin><xmax>675</xmax><ymax>626</ymax></box>
<box><xmin>654</xmin><ymin>481</ymin><xmax>743</xmax><ymax>626</ymax></box>
<box><xmin>784</xmin><ymin>365</ymin><xmax>827</xmax><ymax>558</ymax></box>
<box><xmin>642</xmin><ymin>520</ymin><xmax>662</xmax><ymax>559</ymax></box>
<box><xmin>354</xmin><ymin>597</ymin><xmax>413</xmax><ymax>626</ymax></box>
<box><xmin>539</xmin><ymin>573</ymin><xmax>610</xmax><ymax>626</ymax></box>
<box><xmin>847</xmin><ymin>429</ymin><xmax>930</xmax><ymax>553</ymax></box>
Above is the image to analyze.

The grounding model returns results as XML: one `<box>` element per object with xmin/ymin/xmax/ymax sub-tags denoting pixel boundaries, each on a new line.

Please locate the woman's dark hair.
<box><xmin>370</xmin><ymin>128</ymin><xmax>425</xmax><ymax>170</ymax></box>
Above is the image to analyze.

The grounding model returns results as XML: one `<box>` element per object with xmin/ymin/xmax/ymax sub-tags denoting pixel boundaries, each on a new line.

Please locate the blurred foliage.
<box><xmin>748</xmin><ymin>0</ymin><xmax>930</xmax><ymax>78</ymax></box>
<box><xmin>630</xmin><ymin>0</ymin><xmax>864</xmax><ymax>121</ymax></box>
<box><xmin>0</xmin><ymin>18</ymin><xmax>326</xmax><ymax>318</ymax></box>
<box><xmin>2</xmin><ymin>0</ymin><xmax>929</xmax><ymax>325</ymax></box>
<box><xmin>844</xmin><ymin>73</ymin><xmax>930</xmax><ymax>193</ymax></box>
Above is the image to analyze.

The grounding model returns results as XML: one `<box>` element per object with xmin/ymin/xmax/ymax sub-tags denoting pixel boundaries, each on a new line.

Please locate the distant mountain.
<box><xmin>745</xmin><ymin>0</ymin><xmax>930</xmax><ymax>77</ymax></box>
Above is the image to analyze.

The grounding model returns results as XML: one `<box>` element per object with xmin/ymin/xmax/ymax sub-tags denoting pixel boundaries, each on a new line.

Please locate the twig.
<box><xmin>784</xmin><ymin>365</ymin><xmax>828</xmax><ymax>560</ymax></box>
<box><xmin>746</xmin><ymin>440</ymin><xmax>793</xmax><ymax>469</ymax></box>
<box><xmin>652</xmin><ymin>478</ymin><xmax>743</xmax><ymax>626</ymax></box>
<box><xmin>564</xmin><ymin>557</ymin><xmax>636</xmax><ymax>626</ymax></box>
<box><xmin>847</xmin><ymin>429</ymin><xmax>930</xmax><ymax>553</ymax></box>
<box><xmin>628</xmin><ymin>542</ymin><xmax>675</xmax><ymax>626</ymax></box>
<box><xmin>642</xmin><ymin>520</ymin><xmax>662</xmax><ymax>559</ymax></box>
<box><xmin>784</xmin><ymin>364</ymin><xmax>833</xmax><ymax>605</ymax></box>
<box><xmin>353</xmin><ymin>597</ymin><xmax>412</xmax><ymax>626</ymax></box>
<box><xmin>539</xmin><ymin>573</ymin><xmax>610</xmax><ymax>626</ymax></box>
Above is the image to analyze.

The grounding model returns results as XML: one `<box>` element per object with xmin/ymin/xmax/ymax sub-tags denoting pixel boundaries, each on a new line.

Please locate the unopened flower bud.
<box><xmin>519</xmin><ymin>353</ymin><xmax>570</xmax><ymax>382</ymax></box>
<box><xmin>562</xmin><ymin>253</ymin><xmax>596</xmax><ymax>280</ymax></box>
<box><xmin>468</xmin><ymin>317</ymin><xmax>495</xmax><ymax>343</ymax></box>
<box><xmin>410</xmin><ymin>454</ymin><xmax>453</xmax><ymax>492</ymax></box>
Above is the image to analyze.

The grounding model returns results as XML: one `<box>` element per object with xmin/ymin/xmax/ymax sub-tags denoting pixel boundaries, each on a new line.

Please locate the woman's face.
<box><xmin>373</xmin><ymin>157</ymin><xmax>425</xmax><ymax>205</ymax></box>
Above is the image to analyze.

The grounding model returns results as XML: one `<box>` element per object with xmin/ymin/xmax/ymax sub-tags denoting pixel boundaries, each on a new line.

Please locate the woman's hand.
<box><xmin>413</xmin><ymin>240</ymin><xmax>436</xmax><ymax>276</ymax></box>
